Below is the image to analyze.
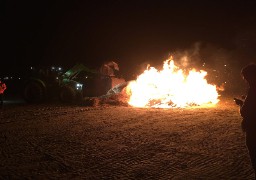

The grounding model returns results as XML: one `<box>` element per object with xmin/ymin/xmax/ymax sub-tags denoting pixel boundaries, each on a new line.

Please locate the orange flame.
<box><xmin>126</xmin><ymin>59</ymin><xmax>219</xmax><ymax>108</ymax></box>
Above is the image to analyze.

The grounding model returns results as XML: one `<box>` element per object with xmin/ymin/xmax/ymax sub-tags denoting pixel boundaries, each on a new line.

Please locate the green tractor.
<box><xmin>23</xmin><ymin>64</ymin><xmax>112</xmax><ymax>103</ymax></box>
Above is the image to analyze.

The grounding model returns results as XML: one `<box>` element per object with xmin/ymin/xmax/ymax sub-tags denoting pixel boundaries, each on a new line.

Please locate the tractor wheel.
<box><xmin>23</xmin><ymin>81</ymin><xmax>45</xmax><ymax>103</ymax></box>
<box><xmin>59</xmin><ymin>86</ymin><xmax>76</xmax><ymax>103</ymax></box>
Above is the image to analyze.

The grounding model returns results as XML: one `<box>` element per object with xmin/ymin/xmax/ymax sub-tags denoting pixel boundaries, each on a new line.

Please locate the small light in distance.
<box><xmin>76</xmin><ymin>83</ymin><xmax>83</xmax><ymax>90</ymax></box>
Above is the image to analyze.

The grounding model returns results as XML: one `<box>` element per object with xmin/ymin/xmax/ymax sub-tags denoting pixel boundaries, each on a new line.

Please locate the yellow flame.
<box><xmin>126</xmin><ymin>59</ymin><xmax>219</xmax><ymax>108</ymax></box>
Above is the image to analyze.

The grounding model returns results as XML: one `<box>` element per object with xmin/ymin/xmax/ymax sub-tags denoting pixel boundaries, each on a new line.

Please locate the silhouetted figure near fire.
<box><xmin>235</xmin><ymin>63</ymin><xmax>256</xmax><ymax>178</ymax></box>
<box><xmin>0</xmin><ymin>80</ymin><xmax>7</xmax><ymax>108</ymax></box>
<box><xmin>100</xmin><ymin>61</ymin><xmax>119</xmax><ymax>77</ymax></box>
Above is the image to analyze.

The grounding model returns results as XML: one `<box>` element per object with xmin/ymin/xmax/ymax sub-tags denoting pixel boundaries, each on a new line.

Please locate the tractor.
<box><xmin>23</xmin><ymin>64</ymin><xmax>113</xmax><ymax>103</ymax></box>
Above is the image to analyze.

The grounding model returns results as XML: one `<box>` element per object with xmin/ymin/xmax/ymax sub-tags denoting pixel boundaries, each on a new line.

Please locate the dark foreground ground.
<box><xmin>0</xmin><ymin>95</ymin><xmax>254</xmax><ymax>179</ymax></box>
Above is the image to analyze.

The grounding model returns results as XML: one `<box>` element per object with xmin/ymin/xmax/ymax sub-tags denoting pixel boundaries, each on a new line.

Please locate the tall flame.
<box><xmin>126</xmin><ymin>59</ymin><xmax>219</xmax><ymax>108</ymax></box>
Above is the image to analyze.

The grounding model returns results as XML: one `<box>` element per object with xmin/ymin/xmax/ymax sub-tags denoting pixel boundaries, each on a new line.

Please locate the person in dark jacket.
<box><xmin>0</xmin><ymin>80</ymin><xmax>7</xmax><ymax>108</ymax></box>
<box><xmin>236</xmin><ymin>63</ymin><xmax>256</xmax><ymax>177</ymax></box>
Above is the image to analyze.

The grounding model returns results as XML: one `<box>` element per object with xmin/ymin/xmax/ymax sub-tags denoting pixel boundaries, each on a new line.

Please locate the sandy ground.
<box><xmin>0</xmin><ymin>95</ymin><xmax>255</xmax><ymax>179</ymax></box>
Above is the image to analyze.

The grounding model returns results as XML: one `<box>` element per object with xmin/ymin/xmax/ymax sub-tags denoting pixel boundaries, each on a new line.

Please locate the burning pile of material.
<box><xmin>82</xmin><ymin>82</ymin><xmax>129</xmax><ymax>107</ymax></box>
<box><xmin>125</xmin><ymin>58</ymin><xmax>220</xmax><ymax>108</ymax></box>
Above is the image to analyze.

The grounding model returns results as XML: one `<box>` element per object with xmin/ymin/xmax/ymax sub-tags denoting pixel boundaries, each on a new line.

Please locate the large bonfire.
<box><xmin>125</xmin><ymin>58</ymin><xmax>219</xmax><ymax>108</ymax></box>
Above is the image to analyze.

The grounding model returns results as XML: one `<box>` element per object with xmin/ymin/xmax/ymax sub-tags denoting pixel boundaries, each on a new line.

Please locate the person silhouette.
<box><xmin>0</xmin><ymin>80</ymin><xmax>7</xmax><ymax>108</ymax></box>
<box><xmin>236</xmin><ymin>63</ymin><xmax>256</xmax><ymax>177</ymax></box>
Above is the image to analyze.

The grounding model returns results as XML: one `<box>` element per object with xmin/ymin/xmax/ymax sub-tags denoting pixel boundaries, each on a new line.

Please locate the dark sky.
<box><xmin>2</xmin><ymin>0</ymin><xmax>256</xmax><ymax>77</ymax></box>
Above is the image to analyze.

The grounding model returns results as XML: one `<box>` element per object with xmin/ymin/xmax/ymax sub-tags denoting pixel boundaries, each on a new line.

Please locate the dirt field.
<box><xmin>0</xmin><ymin>96</ymin><xmax>254</xmax><ymax>179</ymax></box>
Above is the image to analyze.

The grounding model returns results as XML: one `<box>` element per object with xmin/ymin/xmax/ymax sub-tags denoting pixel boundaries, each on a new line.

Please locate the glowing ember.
<box><xmin>126</xmin><ymin>58</ymin><xmax>219</xmax><ymax>108</ymax></box>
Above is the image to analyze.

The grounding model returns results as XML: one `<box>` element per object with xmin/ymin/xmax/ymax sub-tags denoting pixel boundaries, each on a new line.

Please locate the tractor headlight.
<box><xmin>76</xmin><ymin>83</ymin><xmax>83</xmax><ymax>90</ymax></box>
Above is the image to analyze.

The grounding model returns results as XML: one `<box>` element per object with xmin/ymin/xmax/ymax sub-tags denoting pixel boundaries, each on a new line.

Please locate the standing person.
<box><xmin>0</xmin><ymin>80</ymin><xmax>7</xmax><ymax>108</ymax></box>
<box><xmin>99</xmin><ymin>61</ymin><xmax>119</xmax><ymax>77</ymax></box>
<box><xmin>235</xmin><ymin>63</ymin><xmax>256</xmax><ymax>177</ymax></box>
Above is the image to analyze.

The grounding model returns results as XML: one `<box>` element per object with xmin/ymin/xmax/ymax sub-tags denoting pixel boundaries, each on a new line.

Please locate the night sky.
<box><xmin>2</xmin><ymin>0</ymin><xmax>256</xmax><ymax>78</ymax></box>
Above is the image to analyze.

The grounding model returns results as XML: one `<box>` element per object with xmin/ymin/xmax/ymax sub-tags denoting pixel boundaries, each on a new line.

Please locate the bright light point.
<box><xmin>76</xmin><ymin>83</ymin><xmax>83</xmax><ymax>90</ymax></box>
